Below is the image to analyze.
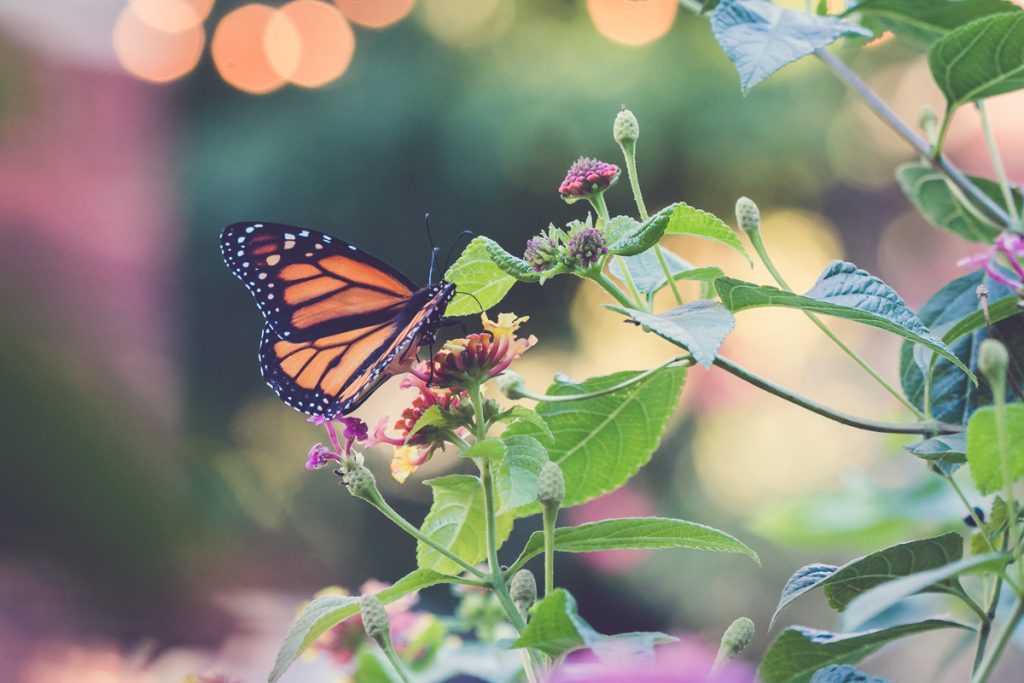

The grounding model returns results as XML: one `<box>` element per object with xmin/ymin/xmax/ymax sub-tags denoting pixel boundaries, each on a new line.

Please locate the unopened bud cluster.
<box><xmin>510</xmin><ymin>569</ymin><xmax>537</xmax><ymax>615</ymax></box>
<box><xmin>734</xmin><ymin>197</ymin><xmax>760</xmax><ymax>234</ymax></box>
<box><xmin>360</xmin><ymin>594</ymin><xmax>391</xmax><ymax>642</ymax></box>
<box><xmin>538</xmin><ymin>461</ymin><xmax>565</xmax><ymax>509</ymax></box>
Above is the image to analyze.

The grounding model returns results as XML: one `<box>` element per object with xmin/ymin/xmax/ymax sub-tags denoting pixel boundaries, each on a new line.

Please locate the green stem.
<box><xmin>971</xmin><ymin>597</ymin><xmax>1024</xmax><ymax>683</ymax></box>
<box><xmin>512</xmin><ymin>355</ymin><xmax>692</xmax><ymax>403</ymax></box>
<box><xmin>542</xmin><ymin>505</ymin><xmax>557</xmax><ymax>596</ymax></box>
<box><xmin>944</xmin><ymin>473</ymin><xmax>997</xmax><ymax>554</ymax></box>
<box><xmin>713</xmin><ymin>355</ymin><xmax>962</xmax><ymax>435</ymax></box>
<box><xmin>593</xmin><ymin>270</ymin><xmax>641</xmax><ymax>308</ymax></box>
<box><xmin>977</xmin><ymin>101</ymin><xmax>1022</xmax><ymax>231</ymax></box>
<box><xmin>811</xmin><ymin>48</ymin><xmax>1012</xmax><ymax>229</ymax></box>
<box><xmin>368</xmin><ymin>490</ymin><xmax>488</xmax><ymax>580</ymax></box>
<box><xmin>746</xmin><ymin>225</ymin><xmax>926</xmax><ymax>418</ymax></box>
<box><xmin>590</xmin><ymin>185</ymin><xmax>644</xmax><ymax>306</ymax></box>
<box><xmin>378</xmin><ymin>637</ymin><xmax>412</xmax><ymax>683</ymax></box>
<box><xmin>620</xmin><ymin>136</ymin><xmax>683</xmax><ymax>306</ymax></box>
<box><xmin>992</xmin><ymin>377</ymin><xmax>1024</xmax><ymax>587</ymax></box>
<box><xmin>974</xmin><ymin>567</ymin><xmax>1005</xmax><ymax>674</ymax></box>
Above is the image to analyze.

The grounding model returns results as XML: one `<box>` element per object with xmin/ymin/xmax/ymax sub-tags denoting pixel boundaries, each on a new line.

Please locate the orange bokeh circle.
<box><xmin>587</xmin><ymin>0</ymin><xmax>678</xmax><ymax>46</ymax></box>
<box><xmin>334</xmin><ymin>0</ymin><xmax>416</xmax><ymax>28</ymax></box>
<box><xmin>212</xmin><ymin>4</ymin><xmax>287</xmax><ymax>95</ymax></box>
<box><xmin>130</xmin><ymin>0</ymin><xmax>214</xmax><ymax>33</ymax></box>
<box><xmin>113</xmin><ymin>5</ymin><xmax>205</xmax><ymax>83</ymax></box>
<box><xmin>266</xmin><ymin>0</ymin><xmax>356</xmax><ymax>88</ymax></box>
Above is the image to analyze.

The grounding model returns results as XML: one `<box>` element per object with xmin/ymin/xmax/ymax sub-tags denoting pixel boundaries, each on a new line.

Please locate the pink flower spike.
<box><xmin>306</xmin><ymin>443</ymin><xmax>342</xmax><ymax>470</ymax></box>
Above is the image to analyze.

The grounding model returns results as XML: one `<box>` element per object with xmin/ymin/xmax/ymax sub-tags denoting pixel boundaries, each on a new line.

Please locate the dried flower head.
<box><xmin>559</xmin><ymin>157</ymin><xmax>620</xmax><ymax>199</ymax></box>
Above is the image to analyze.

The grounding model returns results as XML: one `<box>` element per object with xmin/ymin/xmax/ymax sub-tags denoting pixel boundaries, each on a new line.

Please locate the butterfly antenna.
<box><xmin>454</xmin><ymin>290</ymin><xmax>486</xmax><ymax>315</ymax></box>
<box><xmin>425</xmin><ymin>213</ymin><xmax>443</xmax><ymax>284</ymax></box>
<box><xmin>444</xmin><ymin>229</ymin><xmax>477</xmax><ymax>271</ymax></box>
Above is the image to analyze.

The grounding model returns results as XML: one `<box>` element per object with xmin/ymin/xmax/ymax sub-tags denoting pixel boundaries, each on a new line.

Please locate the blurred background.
<box><xmin>1</xmin><ymin>0</ymin><xmax>1022</xmax><ymax>681</ymax></box>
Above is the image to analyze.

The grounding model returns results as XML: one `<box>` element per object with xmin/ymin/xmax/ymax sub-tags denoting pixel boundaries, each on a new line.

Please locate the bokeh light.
<box><xmin>587</xmin><ymin>0</ymin><xmax>678</xmax><ymax>47</ymax></box>
<box><xmin>130</xmin><ymin>0</ymin><xmax>214</xmax><ymax>33</ymax></box>
<box><xmin>266</xmin><ymin>0</ymin><xmax>356</xmax><ymax>88</ymax></box>
<box><xmin>113</xmin><ymin>4</ymin><xmax>205</xmax><ymax>84</ymax></box>
<box><xmin>335</xmin><ymin>0</ymin><xmax>416</xmax><ymax>28</ymax></box>
<box><xmin>211</xmin><ymin>4</ymin><xmax>286</xmax><ymax>95</ymax></box>
<box><xmin>419</xmin><ymin>0</ymin><xmax>515</xmax><ymax>48</ymax></box>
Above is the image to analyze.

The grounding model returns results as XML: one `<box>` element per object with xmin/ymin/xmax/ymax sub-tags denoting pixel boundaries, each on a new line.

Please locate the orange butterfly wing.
<box><xmin>221</xmin><ymin>222</ymin><xmax>455</xmax><ymax>416</ymax></box>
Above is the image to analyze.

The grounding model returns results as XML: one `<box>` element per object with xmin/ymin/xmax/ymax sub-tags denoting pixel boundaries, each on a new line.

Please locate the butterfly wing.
<box><xmin>221</xmin><ymin>222</ymin><xmax>421</xmax><ymax>342</ymax></box>
<box><xmin>259</xmin><ymin>283</ymin><xmax>456</xmax><ymax>416</ymax></box>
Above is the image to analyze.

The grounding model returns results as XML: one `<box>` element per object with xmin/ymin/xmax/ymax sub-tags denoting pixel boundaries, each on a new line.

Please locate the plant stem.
<box><xmin>620</xmin><ymin>136</ymin><xmax>684</xmax><ymax>305</ymax></box>
<box><xmin>746</xmin><ymin>225</ymin><xmax>926</xmax><ymax>418</ymax></box>
<box><xmin>367</xmin><ymin>490</ymin><xmax>489</xmax><ymax>580</ymax></box>
<box><xmin>469</xmin><ymin>384</ymin><xmax>543</xmax><ymax>680</ymax></box>
<box><xmin>542</xmin><ymin>505</ymin><xmax>557</xmax><ymax>596</ymax></box>
<box><xmin>712</xmin><ymin>355</ymin><xmax>962</xmax><ymax>435</ymax></box>
<box><xmin>944</xmin><ymin>473</ymin><xmax>997</xmax><ymax>554</ymax></box>
<box><xmin>992</xmin><ymin>376</ymin><xmax>1024</xmax><ymax>587</ymax></box>
<box><xmin>974</xmin><ymin>565</ymin><xmax>1005</xmax><ymax>674</ymax></box>
<box><xmin>971</xmin><ymin>597</ymin><xmax>1024</xmax><ymax>683</ymax></box>
<box><xmin>379</xmin><ymin>639</ymin><xmax>412</xmax><ymax>683</ymax></box>
<box><xmin>977</xmin><ymin>100</ymin><xmax>1022</xmax><ymax>230</ymax></box>
<box><xmin>812</xmin><ymin>48</ymin><xmax>1012</xmax><ymax>229</ymax></box>
<box><xmin>593</xmin><ymin>270</ymin><xmax>641</xmax><ymax>308</ymax></box>
<box><xmin>510</xmin><ymin>355</ymin><xmax>694</xmax><ymax>403</ymax></box>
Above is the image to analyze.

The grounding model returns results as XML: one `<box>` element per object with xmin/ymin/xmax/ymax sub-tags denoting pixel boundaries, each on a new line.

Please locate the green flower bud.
<box><xmin>614</xmin><ymin>106</ymin><xmax>639</xmax><ymax>148</ymax></box>
<box><xmin>497</xmin><ymin>370</ymin><xmax>529</xmax><ymax>400</ymax></box>
<box><xmin>734</xmin><ymin>196</ymin><xmax>760</xmax><ymax>235</ymax></box>
<box><xmin>537</xmin><ymin>461</ymin><xmax>565</xmax><ymax>510</ymax></box>
<box><xmin>338</xmin><ymin>454</ymin><xmax>378</xmax><ymax>501</ymax></box>
<box><xmin>713</xmin><ymin>616</ymin><xmax>755</xmax><ymax>670</ymax></box>
<box><xmin>509</xmin><ymin>569</ymin><xmax>537</xmax><ymax>615</ymax></box>
<box><xmin>360</xmin><ymin>594</ymin><xmax>391</xmax><ymax>643</ymax></box>
<box><xmin>979</xmin><ymin>339</ymin><xmax>1009</xmax><ymax>392</ymax></box>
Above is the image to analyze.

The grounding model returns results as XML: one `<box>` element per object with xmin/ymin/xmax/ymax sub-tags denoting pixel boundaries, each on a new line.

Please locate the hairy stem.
<box><xmin>977</xmin><ymin>100</ymin><xmax>1022</xmax><ymax>231</ymax></box>
<box><xmin>713</xmin><ymin>355</ymin><xmax>962</xmax><ymax>435</ymax></box>
<box><xmin>746</xmin><ymin>225</ymin><xmax>925</xmax><ymax>418</ymax></box>
<box><xmin>542</xmin><ymin>505</ymin><xmax>557</xmax><ymax>596</ymax></box>
<box><xmin>379</xmin><ymin>638</ymin><xmax>412</xmax><ymax>683</ymax></box>
<box><xmin>813</xmin><ymin>48</ymin><xmax>1011</xmax><ymax>228</ymax></box>
<box><xmin>593</xmin><ymin>270</ymin><xmax>642</xmax><ymax>308</ymax></box>
<box><xmin>971</xmin><ymin>597</ymin><xmax>1024</xmax><ymax>683</ymax></box>
<box><xmin>511</xmin><ymin>355</ymin><xmax>693</xmax><ymax>403</ymax></box>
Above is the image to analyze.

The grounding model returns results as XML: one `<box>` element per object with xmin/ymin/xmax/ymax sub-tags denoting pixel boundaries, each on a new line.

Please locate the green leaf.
<box><xmin>462</xmin><ymin>438</ymin><xmax>507</xmax><ymax>460</ymax></box>
<box><xmin>929</xmin><ymin>12</ymin><xmax>1024</xmax><ymax>112</ymax></box>
<box><xmin>966</xmin><ymin>404</ymin><xmax>1024</xmax><ymax>494</ymax></box>
<box><xmin>506</xmin><ymin>517</ymin><xmax>759</xmax><ymax>575</ymax></box>
<box><xmin>602</xmin><ymin>215</ymin><xmax>641</xmax><ymax>247</ymax></box>
<box><xmin>494</xmin><ymin>435</ymin><xmax>549</xmax><ymax>514</ymax></box>
<box><xmin>758</xmin><ymin>621</ymin><xmax>970</xmax><ymax>683</ymax></box>
<box><xmin>848</xmin><ymin>0</ymin><xmax>1019</xmax><ymax>49</ymax></box>
<box><xmin>941</xmin><ymin>294</ymin><xmax>1024</xmax><ymax>344</ymax></box>
<box><xmin>664</xmin><ymin>202</ymin><xmax>751</xmax><ymax>264</ymax></box>
<box><xmin>510</xmin><ymin>589</ymin><xmax>675</xmax><ymax>660</ymax></box>
<box><xmin>899</xmin><ymin>270</ymin><xmax>1021</xmax><ymax>425</ymax></box>
<box><xmin>417</xmin><ymin>475</ymin><xmax>513</xmax><ymax>574</ymax></box>
<box><xmin>843</xmin><ymin>552</ymin><xmax>1011</xmax><ymax>629</ymax></box>
<box><xmin>495</xmin><ymin>405</ymin><xmax>554</xmax><ymax>443</ymax></box>
<box><xmin>408</xmin><ymin>405</ymin><xmax>456</xmax><ymax>439</ymax></box>
<box><xmin>269</xmin><ymin>569</ymin><xmax>457</xmax><ymax>682</ymax></box>
<box><xmin>353</xmin><ymin>648</ymin><xmax>397</xmax><ymax>683</ymax></box>
<box><xmin>895</xmin><ymin>163</ymin><xmax>1008</xmax><ymax>243</ymax></box>
<box><xmin>717</xmin><ymin>261</ymin><xmax>971</xmax><ymax>377</ymax></box>
<box><xmin>606</xmin><ymin>203</ymin><xmax>677</xmax><ymax>256</ymax></box>
<box><xmin>608</xmin><ymin>248</ymin><xmax>693</xmax><ymax>295</ymax></box>
<box><xmin>609</xmin><ymin>300</ymin><xmax>735</xmax><ymax>369</ymax></box>
<box><xmin>711</xmin><ymin>0</ymin><xmax>872</xmax><ymax>93</ymax></box>
<box><xmin>481</xmin><ymin>236</ymin><xmax>542</xmax><ymax>284</ymax></box>
<box><xmin>810</xmin><ymin>664</ymin><xmax>893</xmax><ymax>683</ymax></box>
<box><xmin>769</xmin><ymin>532</ymin><xmax>964</xmax><ymax>627</ymax></box>
<box><xmin>504</xmin><ymin>367</ymin><xmax>686</xmax><ymax>508</ymax></box>
<box><xmin>444</xmin><ymin>237</ymin><xmax>517</xmax><ymax>316</ymax></box>
<box><xmin>770</xmin><ymin>564</ymin><xmax>839</xmax><ymax>629</ymax></box>
<box><xmin>904</xmin><ymin>433</ymin><xmax>967</xmax><ymax>475</ymax></box>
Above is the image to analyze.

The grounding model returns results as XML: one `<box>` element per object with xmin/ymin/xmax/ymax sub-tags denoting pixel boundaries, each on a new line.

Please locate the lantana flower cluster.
<box><xmin>524</xmin><ymin>216</ymin><xmax>608</xmax><ymax>273</ymax></box>
<box><xmin>305</xmin><ymin>313</ymin><xmax>535</xmax><ymax>483</ymax></box>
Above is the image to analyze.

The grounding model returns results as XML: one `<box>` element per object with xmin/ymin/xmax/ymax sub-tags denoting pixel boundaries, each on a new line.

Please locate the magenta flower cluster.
<box><xmin>568</xmin><ymin>226</ymin><xmax>608</xmax><ymax>268</ymax></box>
<box><xmin>559</xmin><ymin>157</ymin><xmax>620</xmax><ymax>197</ymax></box>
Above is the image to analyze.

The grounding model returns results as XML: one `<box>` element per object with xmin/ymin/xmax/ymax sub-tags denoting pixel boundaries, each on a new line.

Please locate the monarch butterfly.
<box><xmin>220</xmin><ymin>221</ymin><xmax>456</xmax><ymax>417</ymax></box>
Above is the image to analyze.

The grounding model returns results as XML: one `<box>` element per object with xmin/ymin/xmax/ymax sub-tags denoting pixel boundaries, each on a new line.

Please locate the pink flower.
<box><xmin>305</xmin><ymin>442</ymin><xmax>342</xmax><ymax>470</ymax></box>
<box><xmin>957</xmin><ymin>232</ymin><xmax>1024</xmax><ymax>292</ymax></box>
<box><xmin>559</xmin><ymin>157</ymin><xmax>620</xmax><ymax>198</ymax></box>
<box><xmin>418</xmin><ymin>313</ymin><xmax>537</xmax><ymax>388</ymax></box>
<box><xmin>552</xmin><ymin>636</ymin><xmax>754</xmax><ymax>683</ymax></box>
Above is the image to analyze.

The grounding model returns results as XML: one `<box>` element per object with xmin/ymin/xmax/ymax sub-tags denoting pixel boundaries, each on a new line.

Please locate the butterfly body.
<box><xmin>221</xmin><ymin>222</ymin><xmax>455</xmax><ymax>417</ymax></box>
